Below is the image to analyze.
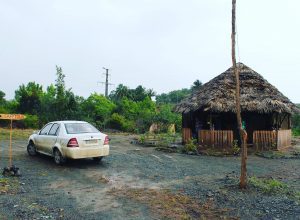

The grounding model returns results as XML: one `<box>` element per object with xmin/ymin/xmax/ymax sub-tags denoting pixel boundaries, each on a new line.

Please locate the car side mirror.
<box><xmin>33</xmin><ymin>130</ymin><xmax>40</xmax><ymax>135</ymax></box>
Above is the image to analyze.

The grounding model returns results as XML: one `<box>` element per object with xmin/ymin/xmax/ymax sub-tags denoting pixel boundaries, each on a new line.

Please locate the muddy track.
<box><xmin>0</xmin><ymin>135</ymin><xmax>300</xmax><ymax>219</ymax></box>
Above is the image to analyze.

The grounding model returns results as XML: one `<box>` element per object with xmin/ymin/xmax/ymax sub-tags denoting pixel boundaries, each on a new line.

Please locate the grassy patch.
<box><xmin>0</xmin><ymin>128</ymin><xmax>34</xmax><ymax>140</ymax></box>
<box><xmin>255</xmin><ymin>151</ymin><xmax>300</xmax><ymax>159</ymax></box>
<box><xmin>0</xmin><ymin>177</ymin><xmax>20</xmax><ymax>194</ymax></box>
<box><xmin>249</xmin><ymin>176</ymin><xmax>300</xmax><ymax>203</ymax></box>
<box><xmin>109</xmin><ymin>188</ymin><xmax>235</xmax><ymax>219</ymax></box>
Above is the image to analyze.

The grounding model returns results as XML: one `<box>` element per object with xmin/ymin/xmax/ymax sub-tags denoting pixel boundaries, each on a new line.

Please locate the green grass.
<box><xmin>292</xmin><ymin>129</ymin><xmax>300</xmax><ymax>136</ymax></box>
<box><xmin>255</xmin><ymin>150</ymin><xmax>300</xmax><ymax>159</ymax></box>
<box><xmin>249</xmin><ymin>176</ymin><xmax>300</xmax><ymax>203</ymax></box>
<box><xmin>0</xmin><ymin>128</ymin><xmax>34</xmax><ymax>140</ymax></box>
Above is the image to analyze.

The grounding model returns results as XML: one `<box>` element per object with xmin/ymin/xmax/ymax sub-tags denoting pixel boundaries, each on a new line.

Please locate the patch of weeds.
<box><xmin>249</xmin><ymin>176</ymin><xmax>288</xmax><ymax>194</ymax></box>
<box><xmin>108</xmin><ymin>188</ymin><xmax>234</xmax><ymax>219</ymax></box>
<box><xmin>249</xmin><ymin>176</ymin><xmax>300</xmax><ymax>203</ymax></box>
<box><xmin>0</xmin><ymin>177</ymin><xmax>20</xmax><ymax>194</ymax></box>
<box><xmin>231</xmin><ymin>140</ymin><xmax>240</xmax><ymax>155</ymax></box>
<box><xmin>255</xmin><ymin>151</ymin><xmax>300</xmax><ymax>159</ymax></box>
<box><xmin>182</xmin><ymin>138</ymin><xmax>198</xmax><ymax>155</ymax></box>
<box><xmin>0</xmin><ymin>128</ymin><xmax>35</xmax><ymax>140</ymax></box>
<box><xmin>155</xmin><ymin>146</ymin><xmax>178</xmax><ymax>153</ymax></box>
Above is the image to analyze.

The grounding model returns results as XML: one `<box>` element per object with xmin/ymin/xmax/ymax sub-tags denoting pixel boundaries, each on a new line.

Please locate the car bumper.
<box><xmin>63</xmin><ymin>145</ymin><xmax>109</xmax><ymax>159</ymax></box>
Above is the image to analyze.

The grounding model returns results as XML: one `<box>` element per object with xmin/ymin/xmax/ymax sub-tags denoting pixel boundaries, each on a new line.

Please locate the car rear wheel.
<box><xmin>93</xmin><ymin>157</ymin><xmax>103</xmax><ymax>163</ymax></box>
<box><xmin>27</xmin><ymin>142</ymin><xmax>37</xmax><ymax>156</ymax></box>
<box><xmin>53</xmin><ymin>149</ymin><xmax>66</xmax><ymax>165</ymax></box>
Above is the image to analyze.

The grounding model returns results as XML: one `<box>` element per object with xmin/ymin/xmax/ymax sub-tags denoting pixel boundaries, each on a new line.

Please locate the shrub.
<box><xmin>182</xmin><ymin>138</ymin><xmax>198</xmax><ymax>154</ymax></box>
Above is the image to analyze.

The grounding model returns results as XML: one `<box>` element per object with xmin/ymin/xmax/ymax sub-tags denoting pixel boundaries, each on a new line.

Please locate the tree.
<box><xmin>82</xmin><ymin>93</ymin><xmax>116</xmax><ymax>128</ymax></box>
<box><xmin>231</xmin><ymin>0</ymin><xmax>247</xmax><ymax>188</ymax></box>
<box><xmin>0</xmin><ymin>90</ymin><xmax>5</xmax><ymax>104</ymax></box>
<box><xmin>15</xmin><ymin>82</ymin><xmax>43</xmax><ymax>115</ymax></box>
<box><xmin>191</xmin><ymin>79</ymin><xmax>202</xmax><ymax>91</ymax></box>
<box><xmin>156</xmin><ymin>88</ymin><xmax>190</xmax><ymax>104</ymax></box>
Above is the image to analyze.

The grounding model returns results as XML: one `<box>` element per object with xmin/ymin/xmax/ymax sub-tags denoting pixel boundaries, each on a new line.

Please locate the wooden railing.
<box><xmin>198</xmin><ymin>130</ymin><xmax>233</xmax><ymax>148</ymax></box>
<box><xmin>182</xmin><ymin>128</ymin><xmax>192</xmax><ymax>144</ymax></box>
<box><xmin>253</xmin><ymin>130</ymin><xmax>291</xmax><ymax>151</ymax></box>
<box><xmin>253</xmin><ymin>130</ymin><xmax>277</xmax><ymax>151</ymax></box>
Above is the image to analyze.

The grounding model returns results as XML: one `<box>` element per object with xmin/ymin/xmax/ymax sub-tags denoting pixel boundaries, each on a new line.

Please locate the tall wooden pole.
<box><xmin>231</xmin><ymin>0</ymin><xmax>247</xmax><ymax>188</ymax></box>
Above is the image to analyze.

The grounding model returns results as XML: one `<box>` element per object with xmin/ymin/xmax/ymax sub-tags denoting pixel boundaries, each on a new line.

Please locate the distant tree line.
<box><xmin>0</xmin><ymin>66</ymin><xmax>202</xmax><ymax>133</ymax></box>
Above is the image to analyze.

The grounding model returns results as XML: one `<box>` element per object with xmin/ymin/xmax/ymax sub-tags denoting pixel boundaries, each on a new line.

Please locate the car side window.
<box><xmin>48</xmin><ymin>124</ymin><xmax>60</xmax><ymax>136</ymax></box>
<box><xmin>39</xmin><ymin>124</ymin><xmax>53</xmax><ymax>135</ymax></box>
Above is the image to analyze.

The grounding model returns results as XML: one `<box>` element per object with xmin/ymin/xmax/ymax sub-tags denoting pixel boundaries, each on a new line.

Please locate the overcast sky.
<box><xmin>1</xmin><ymin>0</ymin><xmax>299</xmax><ymax>102</ymax></box>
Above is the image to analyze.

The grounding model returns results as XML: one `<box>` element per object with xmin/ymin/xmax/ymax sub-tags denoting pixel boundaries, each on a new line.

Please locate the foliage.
<box><xmin>155</xmin><ymin>80</ymin><xmax>202</xmax><ymax>105</ymax></box>
<box><xmin>232</xmin><ymin>140</ymin><xmax>240</xmax><ymax>155</ymax></box>
<box><xmin>15</xmin><ymin>82</ymin><xmax>43</xmax><ymax>115</ymax></box>
<box><xmin>156</xmin><ymin>88</ymin><xmax>191</xmax><ymax>104</ymax></box>
<box><xmin>0</xmin><ymin>66</ymin><xmax>197</xmax><ymax>133</ymax></box>
<box><xmin>110</xmin><ymin>84</ymin><xmax>155</xmax><ymax>102</ymax></box>
<box><xmin>154</xmin><ymin>104</ymin><xmax>182</xmax><ymax>132</ymax></box>
<box><xmin>249</xmin><ymin>176</ymin><xmax>288</xmax><ymax>194</ymax></box>
<box><xmin>107</xmin><ymin>113</ymin><xmax>135</xmax><ymax>132</ymax></box>
<box><xmin>82</xmin><ymin>93</ymin><xmax>116</xmax><ymax>128</ymax></box>
<box><xmin>190</xmin><ymin>79</ymin><xmax>202</xmax><ymax>92</ymax></box>
<box><xmin>182</xmin><ymin>138</ymin><xmax>198</xmax><ymax>154</ymax></box>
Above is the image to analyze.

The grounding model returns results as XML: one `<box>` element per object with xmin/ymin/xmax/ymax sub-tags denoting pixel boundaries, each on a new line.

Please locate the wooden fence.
<box><xmin>198</xmin><ymin>130</ymin><xmax>233</xmax><ymax>148</ymax></box>
<box><xmin>253</xmin><ymin>130</ymin><xmax>291</xmax><ymax>151</ymax></box>
<box><xmin>182</xmin><ymin>128</ymin><xmax>192</xmax><ymax>144</ymax></box>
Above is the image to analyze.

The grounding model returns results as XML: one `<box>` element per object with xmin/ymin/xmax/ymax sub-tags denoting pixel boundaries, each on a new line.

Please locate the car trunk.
<box><xmin>71</xmin><ymin>133</ymin><xmax>105</xmax><ymax>148</ymax></box>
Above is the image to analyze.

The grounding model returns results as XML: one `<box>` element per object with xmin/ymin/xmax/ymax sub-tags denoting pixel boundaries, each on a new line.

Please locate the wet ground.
<box><xmin>0</xmin><ymin>134</ymin><xmax>299</xmax><ymax>219</ymax></box>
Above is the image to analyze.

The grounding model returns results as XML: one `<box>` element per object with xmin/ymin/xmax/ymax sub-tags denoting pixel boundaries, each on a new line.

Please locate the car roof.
<box><xmin>49</xmin><ymin>121</ymin><xmax>88</xmax><ymax>124</ymax></box>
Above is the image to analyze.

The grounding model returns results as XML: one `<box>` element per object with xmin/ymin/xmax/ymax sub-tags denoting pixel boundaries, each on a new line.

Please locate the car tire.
<box><xmin>27</xmin><ymin>142</ymin><xmax>37</xmax><ymax>156</ymax></box>
<box><xmin>93</xmin><ymin>157</ymin><xmax>103</xmax><ymax>163</ymax></box>
<box><xmin>53</xmin><ymin>149</ymin><xmax>66</xmax><ymax>165</ymax></box>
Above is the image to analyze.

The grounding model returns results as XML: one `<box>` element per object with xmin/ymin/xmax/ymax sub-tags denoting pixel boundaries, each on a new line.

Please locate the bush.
<box><xmin>182</xmin><ymin>138</ymin><xmax>198</xmax><ymax>154</ymax></box>
<box><xmin>107</xmin><ymin>113</ymin><xmax>135</xmax><ymax>132</ymax></box>
<box><xmin>23</xmin><ymin>114</ymin><xmax>39</xmax><ymax>129</ymax></box>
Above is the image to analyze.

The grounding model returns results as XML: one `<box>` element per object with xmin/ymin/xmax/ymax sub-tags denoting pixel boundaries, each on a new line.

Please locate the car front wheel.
<box><xmin>53</xmin><ymin>149</ymin><xmax>66</xmax><ymax>165</ymax></box>
<box><xmin>27</xmin><ymin>142</ymin><xmax>37</xmax><ymax>156</ymax></box>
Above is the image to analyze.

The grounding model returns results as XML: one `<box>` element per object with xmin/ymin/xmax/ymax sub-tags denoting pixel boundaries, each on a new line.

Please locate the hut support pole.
<box><xmin>231</xmin><ymin>0</ymin><xmax>247</xmax><ymax>189</ymax></box>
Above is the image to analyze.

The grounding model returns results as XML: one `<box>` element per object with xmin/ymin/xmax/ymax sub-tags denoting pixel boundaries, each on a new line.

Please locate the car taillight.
<box><xmin>67</xmin><ymin>138</ymin><xmax>79</xmax><ymax>147</ymax></box>
<box><xmin>104</xmin><ymin>136</ymin><xmax>109</xmax><ymax>145</ymax></box>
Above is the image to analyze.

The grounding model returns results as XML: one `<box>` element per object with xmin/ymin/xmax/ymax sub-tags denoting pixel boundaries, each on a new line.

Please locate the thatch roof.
<box><xmin>175</xmin><ymin>63</ymin><xmax>299</xmax><ymax>114</ymax></box>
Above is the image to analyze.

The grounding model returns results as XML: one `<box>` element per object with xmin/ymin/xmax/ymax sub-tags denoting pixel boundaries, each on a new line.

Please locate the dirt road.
<box><xmin>0</xmin><ymin>134</ymin><xmax>299</xmax><ymax>219</ymax></box>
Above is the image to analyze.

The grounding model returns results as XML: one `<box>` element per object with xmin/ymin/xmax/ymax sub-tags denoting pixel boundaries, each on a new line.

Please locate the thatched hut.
<box><xmin>175</xmin><ymin>63</ymin><xmax>299</xmax><ymax>150</ymax></box>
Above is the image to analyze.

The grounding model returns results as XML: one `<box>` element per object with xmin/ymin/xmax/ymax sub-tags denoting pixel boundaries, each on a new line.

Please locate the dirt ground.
<box><xmin>0</xmin><ymin>134</ymin><xmax>299</xmax><ymax>219</ymax></box>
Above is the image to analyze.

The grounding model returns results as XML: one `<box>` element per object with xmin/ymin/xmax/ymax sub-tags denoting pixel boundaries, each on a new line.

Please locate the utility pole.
<box><xmin>99</xmin><ymin>67</ymin><xmax>113</xmax><ymax>97</ymax></box>
<box><xmin>231</xmin><ymin>0</ymin><xmax>247</xmax><ymax>189</ymax></box>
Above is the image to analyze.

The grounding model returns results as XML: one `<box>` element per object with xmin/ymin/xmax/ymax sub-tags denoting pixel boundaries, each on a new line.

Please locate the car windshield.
<box><xmin>64</xmin><ymin>123</ymin><xmax>100</xmax><ymax>134</ymax></box>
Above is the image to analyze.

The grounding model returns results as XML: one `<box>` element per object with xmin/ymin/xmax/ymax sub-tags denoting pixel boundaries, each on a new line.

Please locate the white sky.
<box><xmin>0</xmin><ymin>0</ymin><xmax>299</xmax><ymax>102</ymax></box>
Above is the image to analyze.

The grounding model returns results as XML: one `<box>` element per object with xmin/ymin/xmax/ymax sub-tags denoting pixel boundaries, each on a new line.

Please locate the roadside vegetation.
<box><xmin>0</xmin><ymin>66</ymin><xmax>202</xmax><ymax>134</ymax></box>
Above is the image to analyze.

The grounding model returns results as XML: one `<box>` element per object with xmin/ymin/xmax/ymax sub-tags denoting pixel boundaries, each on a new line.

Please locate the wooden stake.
<box><xmin>231</xmin><ymin>0</ymin><xmax>247</xmax><ymax>188</ymax></box>
<box><xmin>9</xmin><ymin>119</ymin><xmax>13</xmax><ymax>167</ymax></box>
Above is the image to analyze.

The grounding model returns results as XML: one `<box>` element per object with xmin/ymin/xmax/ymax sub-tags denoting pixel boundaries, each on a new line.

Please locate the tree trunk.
<box><xmin>231</xmin><ymin>0</ymin><xmax>247</xmax><ymax>189</ymax></box>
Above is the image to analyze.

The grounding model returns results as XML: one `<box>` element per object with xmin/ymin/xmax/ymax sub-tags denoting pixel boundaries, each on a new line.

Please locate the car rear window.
<box><xmin>64</xmin><ymin>123</ymin><xmax>100</xmax><ymax>134</ymax></box>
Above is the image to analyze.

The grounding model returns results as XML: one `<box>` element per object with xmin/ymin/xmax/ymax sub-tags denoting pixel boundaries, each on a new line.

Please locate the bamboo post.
<box><xmin>9</xmin><ymin>119</ymin><xmax>13</xmax><ymax>167</ymax></box>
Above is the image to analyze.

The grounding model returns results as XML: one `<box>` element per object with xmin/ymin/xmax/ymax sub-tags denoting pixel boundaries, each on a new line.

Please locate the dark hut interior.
<box><xmin>175</xmin><ymin>63</ymin><xmax>299</xmax><ymax>150</ymax></box>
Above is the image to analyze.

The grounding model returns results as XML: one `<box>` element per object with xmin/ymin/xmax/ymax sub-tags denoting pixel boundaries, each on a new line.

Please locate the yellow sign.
<box><xmin>0</xmin><ymin>114</ymin><xmax>26</xmax><ymax>120</ymax></box>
